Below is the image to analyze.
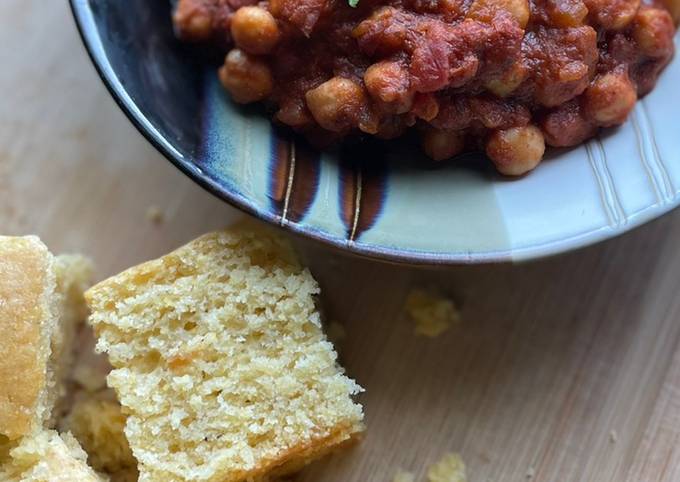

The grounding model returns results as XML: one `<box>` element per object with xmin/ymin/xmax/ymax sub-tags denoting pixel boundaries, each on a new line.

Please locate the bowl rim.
<box><xmin>68</xmin><ymin>0</ymin><xmax>677</xmax><ymax>266</ymax></box>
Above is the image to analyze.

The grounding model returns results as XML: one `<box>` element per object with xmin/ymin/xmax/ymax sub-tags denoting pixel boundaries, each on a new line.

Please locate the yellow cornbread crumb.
<box><xmin>85</xmin><ymin>225</ymin><xmax>365</xmax><ymax>482</ymax></box>
<box><xmin>427</xmin><ymin>452</ymin><xmax>467</xmax><ymax>482</ymax></box>
<box><xmin>405</xmin><ymin>289</ymin><xmax>461</xmax><ymax>338</ymax></box>
<box><xmin>393</xmin><ymin>468</ymin><xmax>416</xmax><ymax>482</ymax></box>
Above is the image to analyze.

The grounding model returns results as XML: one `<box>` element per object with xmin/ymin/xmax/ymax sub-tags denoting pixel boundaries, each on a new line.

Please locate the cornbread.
<box><xmin>86</xmin><ymin>226</ymin><xmax>365</xmax><ymax>482</ymax></box>
<box><xmin>63</xmin><ymin>394</ymin><xmax>137</xmax><ymax>482</ymax></box>
<box><xmin>393</xmin><ymin>469</ymin><xmax>416</xmax><ymax>482</ymax></box>
<box><xmin>0</xmin><ymin>236</ymin><xmax>58</xmax><ymax>440</ymax></box>
<box><xmin>405</xmin><ymin>289</ymin><xmax>461</xmax><ymax>338</ymax></box>
<box><xmin>0</xmin><ymin>237</ymin><xmax>93</xmax><ymax>440</ymax></box>
<box><xmin>51</xmin><ymin>254</ymin><xmax>94</xmax><ymax>422</ymax></box>
<box><xmin>1</xmin><ymin>430</ymin><xmax>101</xmax><ymax>481</ymax></box>
<box><xmin>427</xmin><ymin>453</ymin><xmax>467</xmax><ymax>482</ymax></box>
<box><xmin>0</xmin><ymin>236</ymin><xmax>99</xmax><ymax>481</ymax></box>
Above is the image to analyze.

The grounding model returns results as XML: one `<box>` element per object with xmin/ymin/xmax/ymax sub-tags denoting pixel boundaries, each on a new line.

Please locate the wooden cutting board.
<box><xmin>2</xmin><ymin>2</ymin><xmax>679</xmax><ymax>481</ymax></box>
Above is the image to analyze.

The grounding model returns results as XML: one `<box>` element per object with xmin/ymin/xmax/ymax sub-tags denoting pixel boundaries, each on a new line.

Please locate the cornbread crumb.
<box><xmin>427</xmin><ymin>452</ymin><xmax>467</xmax><ymax>482</ymax></box>
<box><xmin>609</xmin><ymin>430</ymin><xmax>618</xmax><ymax>444</ymax></box>
<box><xmin>86</xmin><ymin>225</ymin><xmax>364</xmax><ymax>482</ymax></box>
<box><xmin>0</xmin><ymin>430</ymin><xmax>102</xmax><ymax>481</ymax></box>
<box><xmin>405</xmin><ymin>289</ymin><xmax>461</xmax><ymax>338</ymax></box>
<box><xmin>145</xmin><ymin>205</ymin><xmax>164</xmax><ymax>225</ymax></box>
<box><xmin>393</xmin><ymin>469</ymin><xmax>416</xmax><ymax>482</ymax></box>
<box><xmin>64</xmin><ymin>394</ymin><xmax>138</xmax><ymax>482</ymax></box>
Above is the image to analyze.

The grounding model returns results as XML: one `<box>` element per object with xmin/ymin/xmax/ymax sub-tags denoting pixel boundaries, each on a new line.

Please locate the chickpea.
<box><xmin>421</xmin><ymin>128</ymin><xmax>466</xmax><ymax>161</ymax></box>
<box><xmin>467</xmin><ymin>0</ymin><xmax>530</xmax><ymax>28</ymax></box>
<box><xmin>268</xmin><ymin>0</ymin><xmax>285</xmax><ymax>17</ymax></box>
<box><xmin>352</xmin><ymin>7</ymin><xmax>396</xmax><ymax>38</ymax></box>
<box><xmin>173</xmin><ymin>0</ymin><xmax>213</xmax><ymax>41</ymax></box>
<box><xmin>376</xmin><ymin>116</ymin><xmax>408</xmax><ymax>140</ymax></box>
<box><xmin>662</xmin><ymin>0</ymin><xmax>680</xmax><ymax>23</ymax></box>
<box><xmin>632</xmin><ymin>7</ymin><xmax>676</xmax><ymax>58</ymax></box>
<box><xmin>540</xmin><ymin>100</ymin><xmax>597</xmax><ymax>147</ymax></box>
<box><xmin>547</xmin><ymin>0</ymin><xmax>589</xmax><ymax>27</ymax></box>
<box><xmin>276</xmin><ymin>99</ymin><xmax>312</xmax><ymax>128</ymax></box>
<box><xmin>364</xmin><ymin>61</ymin><xmax>413</xmax><ymax>114</ymax></box>
<box><xmin>584</xmin><ymin>70</ymin><xmax>637</xmax><ymax>127</ymax></box>
<box><xmin>486</xmin><ymin>125</ymin><xmax>545</xmax><ymax>176</ymax></box>
<box><xmin>485</xmin><ymin>61</ymin><xmax>527</xmax><ymax>98</ymax></box>
<box><xmin>218</xmin><ymin>49</ymin><xmax>273</xmax><ymax>104</ymax></box>
<box><xmin>358</xmin><ymin>110</ymin><xmax>381</xmax><ymax>135</ymax></box>
<box><xmin>586</xmin><ymin>0</ymin><xmax>639</xmax><ymax>30</ymax></box>
<box><xmin>411</xmin><ymin>93</ymin><xmax>440</xmax><ymax>121</ymax></box>
<box><xmin>305</xmin><ymin>77</ymin><xmax>367</xmax><ymax>132</ymax></box>
<box><xmin>230</xmin><ymin>6</ymin><xmax>280</xmax><ymax>55</ymax></box>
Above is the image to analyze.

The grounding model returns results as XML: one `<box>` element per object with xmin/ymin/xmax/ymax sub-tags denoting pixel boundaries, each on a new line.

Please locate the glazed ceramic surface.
<box><xmin>70</xmin><ymin>0</ymin><xmax>680</xmax><ymax>264</ymax></box>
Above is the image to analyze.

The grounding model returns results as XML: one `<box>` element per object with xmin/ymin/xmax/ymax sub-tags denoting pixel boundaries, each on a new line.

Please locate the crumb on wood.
<box><xmin>609</xmin><ymin>430</ymin><xmax>618</xmax><ymax>444</ymax></box>
<box><xmin>405</xmin><ymin>288</ymin><xmax>461</xmax><ymax>338</ymax></box>
<box><xmin>145</xmin><ymin>205</ymin><xmax>165</xmax><ymax>225</ymax></box>
<box><xmin>526</xmin><ymin>466</ymin><xmax>536</xmax><ymax>479</ymax></box>
<box><xmin>427</xmin><ymin>452</ymin><xmax>467</xmax><ymax>482</ymax></box>
<box><xmin>326</xmin><ymin>321</ymin><xmax>346</xmax><ymax>345</ymax></box>
<box><xmin>393</xmin><ymin>469</ymin><xmax>416</xmax><ymax>482</ymax></box>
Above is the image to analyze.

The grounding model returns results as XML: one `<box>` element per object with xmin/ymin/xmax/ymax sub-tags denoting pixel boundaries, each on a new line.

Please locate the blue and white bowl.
<box><xmin>70</xmin><ymin>0</ymin><xmax>680</xmax><ymax>264</ymax></box>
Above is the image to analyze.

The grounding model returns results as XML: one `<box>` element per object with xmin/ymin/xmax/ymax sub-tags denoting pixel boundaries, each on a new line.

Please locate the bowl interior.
<box><xmin>71</xmin><ymin>0</ymin><xmax>680</xmax><ymax>264</ymax></box>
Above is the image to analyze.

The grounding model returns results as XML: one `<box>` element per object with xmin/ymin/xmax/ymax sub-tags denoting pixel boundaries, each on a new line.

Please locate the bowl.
<box><xmin>70</xmin><ymin>0</ymin><xmax>680</xmax><ymax>264</ymax></box>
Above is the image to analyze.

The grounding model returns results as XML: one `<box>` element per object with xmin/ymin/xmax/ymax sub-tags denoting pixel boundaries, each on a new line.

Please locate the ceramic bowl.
<box><xmin>70</xmin><ymin>0</ymin><xmax>680</xmax><ymax>264</ymax></box>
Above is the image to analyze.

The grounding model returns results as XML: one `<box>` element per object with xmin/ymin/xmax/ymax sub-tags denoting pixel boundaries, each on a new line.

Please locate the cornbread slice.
<box><xmin>0</xmin><ymin>237</ymin><xmax>99</xmax><ymax>481</ymax></box>
<box><xmin>86</xmin><ymin>226</ymin><xmax>365</xmax><ymax>482</ymax></box>
<box><xmin>1</xmin><ymin>430</ymin><xmax>101</xmax><ymax>481</ymax></box>
<box><xmin>0</xmin><ymin>236</ymin><xmax>58</xmax><ymax>440</ymax></box>
<box><xmin>63</xmin><ymin>393</ymin><xmax>138</xmax><ymax>482</ymax></box>
<box><xmin>0</xmin><ymin>238</ymin><xmax>94</xmax><ymax>440</ymax></box>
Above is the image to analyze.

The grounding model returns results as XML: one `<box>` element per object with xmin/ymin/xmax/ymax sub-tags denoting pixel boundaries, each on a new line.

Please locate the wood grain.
<box><xmin>1</xmin><ymin>2</ymin><xmax>679</xmax><ymax>481</ymax></box>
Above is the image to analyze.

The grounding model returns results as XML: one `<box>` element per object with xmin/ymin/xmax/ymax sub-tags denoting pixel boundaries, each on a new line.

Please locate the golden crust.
<box><xmin>0</xmin><ymin>236</ymin><xmax>56</xmax><ymax>440</ymax></box>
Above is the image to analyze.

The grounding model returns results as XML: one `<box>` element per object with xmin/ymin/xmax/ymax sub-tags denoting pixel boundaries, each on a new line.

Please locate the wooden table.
<box><xmin>3</xmin><ymin>2</ymin><xmax>680</xmax><ymax>481</ymax></box>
